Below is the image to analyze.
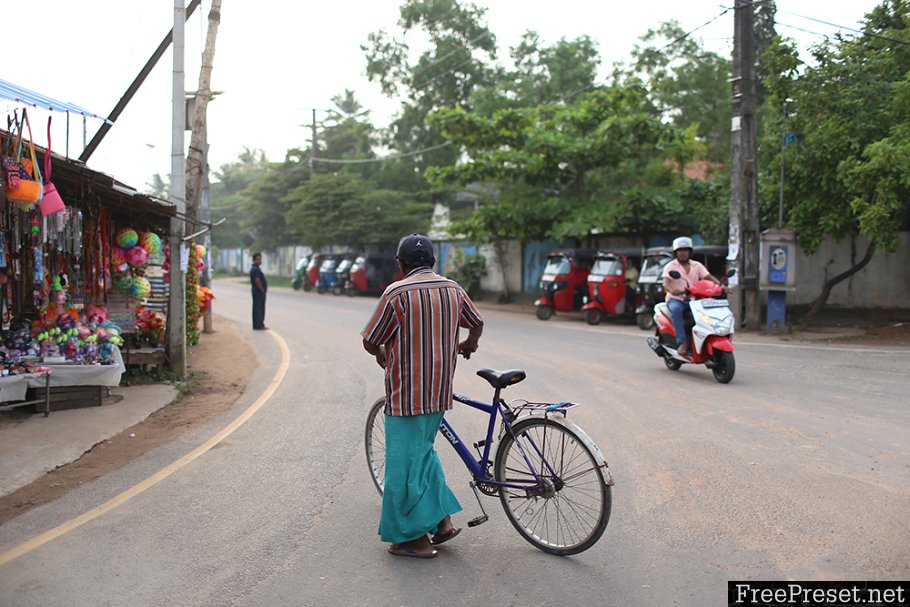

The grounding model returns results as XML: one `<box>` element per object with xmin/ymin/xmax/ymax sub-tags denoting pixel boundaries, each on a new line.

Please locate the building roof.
<box><xmin>1</xmin><ymin>129</ymin><xmax>174</xmax><ymax>227</ymax></box>
<box><xmin>0</xmin><ymin>79</ymin><xmax>112</xmax><ymax>124</ymax></box>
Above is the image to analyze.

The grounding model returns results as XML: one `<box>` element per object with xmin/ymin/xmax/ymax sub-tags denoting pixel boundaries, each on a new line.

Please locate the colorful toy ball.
<box><xmin>116</xmin><ymin>228</ymin><xmax>139</xmax><ymax>249</ymax></box>
<box><xmin>111</xmin><ymin>247</ymin><xmax>129</xmax><ymax>267</ymax></box>
<box><xmin>130</xmin><ymin>276</ymin><xmax>151</xmax><ymax>299</ymax></box>
<box><xmin>195</xmin><ymin>244</ymin><xmax>207</xmax><ymax>259</ymax></box>
<box><xmin>113</xmin><ymin>273</ymin><xmax>133</xmax><ymax>293</ymax></box>
<box><xmin>140</xmin><ymin>231</ymin><xmax>162</xmax><ymax>255</ymax></box>
<box><xmin>127</xmin><ymin>246</ymin><xmax>149</xmax><ymax>267</ymax></box>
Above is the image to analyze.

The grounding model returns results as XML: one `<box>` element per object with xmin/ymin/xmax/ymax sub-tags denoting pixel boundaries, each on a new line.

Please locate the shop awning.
<box><xmin>0</xmin><ymin>78</ymin><xmax>112</xmax><ymax>124</ymax></box>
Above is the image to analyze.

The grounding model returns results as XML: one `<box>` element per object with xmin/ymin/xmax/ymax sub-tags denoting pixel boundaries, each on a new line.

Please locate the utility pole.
<box><xmin>185</xmin><ymin>0</ymin><xmax>222</xmax><ymax>223</ymax></box>
<box><xmin>309</xmin><ymin>108</ymin><xmax>317</xmax><ymax>173</ymax></box>
<box><xmin>168</xmin><ymin>0</ymin><xmax>187</xmax><ymax>377</ymax></box>
<box><xmin>80</xmin><ymin>0</ymin><xmax>202</xmax><ymax>162</ymax></box>
<box><xmin>729</xmin><ymin>0</ymin><xmax>761</xmax><ymax>331</ymax></box>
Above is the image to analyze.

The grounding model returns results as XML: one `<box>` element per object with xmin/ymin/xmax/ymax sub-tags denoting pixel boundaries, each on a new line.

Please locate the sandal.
<box><xmin>388</xmin><ymin>543</ymin><xmax>438</xmax><ymax>559</ymax></box>
<box><xmin>430</xmin><ymin>527</ymin><xmax>462</xmax><ymax>546</ymax></box>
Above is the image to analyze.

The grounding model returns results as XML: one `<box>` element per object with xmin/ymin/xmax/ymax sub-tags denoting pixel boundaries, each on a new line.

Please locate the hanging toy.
<box><xmin>34</xmin><ymin>248</ymin><xmax>44</xmax><ymax>283</ymax></box>
<box><xmin>116</xmin><ymin>228</ymin><xmax>139</xmax><ymax>249</ymax></box>
<box><xmin>130</xmin><ymin>276</ymin><xmax>151</xmax><ymax>299</ymax></box>
<box><xmin>113</xmin><ymin>273</ymin><xmax>133</xmax><ymax>293</ymax></box>
<box><xmin>111</xmin><ymin>246</ymin><xmax>129</xmax><ymax>269</ymax></box>
<box><xmin>140</xmin><ymin>231</ymin><xmax>162</xmax><ymax>255</ymax></box>
<box><xmin>127</xmin><ymin>245</ymin><xmax>148</xmax><ymax>267</ymax></box>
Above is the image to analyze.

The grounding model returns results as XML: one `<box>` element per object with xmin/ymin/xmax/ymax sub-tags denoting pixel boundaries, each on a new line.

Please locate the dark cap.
<box><xmin>396</xmin><ymin>233</ymin><xmax>436</xmax><ymax>267</ymax></box>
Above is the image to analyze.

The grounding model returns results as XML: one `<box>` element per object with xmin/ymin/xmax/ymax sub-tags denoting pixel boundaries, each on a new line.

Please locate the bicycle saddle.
<box><xmin>477</xmin><ymin>368</ymin><xmax>526</xmax><ymax>389</ymax></box>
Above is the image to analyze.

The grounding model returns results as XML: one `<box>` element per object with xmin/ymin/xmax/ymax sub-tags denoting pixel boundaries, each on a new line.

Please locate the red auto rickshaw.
<box><xmin>535</xmin><ymin>249</ymin><xmax>595</xmax><ymax>320</ymax></box>
<box><xmin>301</xmin><ymin>254</ymin><xmax>327</xmax><ymax>292</ymax></box>
<box><xmin>346</xmin><ymin>254</ymin><xmax>401</xmax><ymax>296</ymax></box>
<box><xmin>581</xmin><ymin>249</ymin><xmax>643</xmax><ymax>325</ymax></box>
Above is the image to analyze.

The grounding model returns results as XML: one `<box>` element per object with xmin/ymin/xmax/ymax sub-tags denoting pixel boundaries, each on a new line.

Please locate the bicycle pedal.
<box><xmin>467</xmin><ymin>515</ymin><xmax>488</xmax><ymax>527</ymax></box>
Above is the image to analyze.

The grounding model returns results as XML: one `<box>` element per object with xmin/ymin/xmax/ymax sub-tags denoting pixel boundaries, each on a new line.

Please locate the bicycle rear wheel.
<box><xmin>364</xmin><ymin>397</ymin><xmax>386</xmax><ymax>495</ymax></box>
<box><xmin>494</xmin><ymin>418</ymin><xmax>611</xmax><ymax>555</ymax></box>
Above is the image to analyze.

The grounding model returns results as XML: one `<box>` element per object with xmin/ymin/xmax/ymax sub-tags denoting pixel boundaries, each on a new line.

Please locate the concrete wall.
<box><xmin>789</xmin><ymin>232</ymin><xmax>910</xmax><ymax>308</ymax></box>
<box><xmin>478</xmin><ymin>241</ymin><xmax>523</xmax><ymax>295</ymax></box>
<box><xmin>214</xmin><ymin>246</ymin><xmax>311</xmax><ymax>277</ymax></box>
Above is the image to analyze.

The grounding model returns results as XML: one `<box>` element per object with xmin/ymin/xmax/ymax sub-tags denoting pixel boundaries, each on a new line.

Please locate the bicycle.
<box><xmin>364</xmin><ymin>368</ymin><xmax>614</xmax><ymax>556</ymax></box>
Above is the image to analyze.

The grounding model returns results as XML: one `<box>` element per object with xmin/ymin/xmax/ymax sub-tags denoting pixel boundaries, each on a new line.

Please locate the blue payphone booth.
<box><xmin>760</xmin><ymin>228</ymin><xmax>797</xmax><ymax>333</ymax></box>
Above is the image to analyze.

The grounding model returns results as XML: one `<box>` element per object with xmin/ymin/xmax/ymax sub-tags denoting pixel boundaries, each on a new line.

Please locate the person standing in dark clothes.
<box><xmin>250</xmin><ymin>252</ymin><xmax>268</xmax><ymax>330</ymax></box>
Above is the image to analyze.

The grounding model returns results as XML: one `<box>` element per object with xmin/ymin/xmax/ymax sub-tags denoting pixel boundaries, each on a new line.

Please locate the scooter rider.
<box><xmin>662</xmin><ymin>237</ymin><xmax>723</xmax><ymax>357</ymax></box>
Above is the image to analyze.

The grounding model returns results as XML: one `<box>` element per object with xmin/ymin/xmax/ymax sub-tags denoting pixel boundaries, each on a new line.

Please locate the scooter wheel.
<box><xmin>636</xmin><ymin>311</ymin><xmax>654</xmax><ymax>330</ymax></box>
<box><xmin>584</xmin><ymin>309</ymin><xmax>602</xmax><ymax>325</ymax></box>
<box><xmin>536</xmin><ymin>306</ymin><xmax>553</xmax><ymax>321</ymax></box>
<box><xmin>303</xmin><ymin>284</ymin><xmax>313</xmax><ymax>293</ymax></box>
<box><xmin>664</xmin><ymin>357</ymin><xmax>682</xmax><ymax>371</ymax></box>
<box><xmin>332</xmin><ymin>286</ymin><xmax>343</xmax><ymax>296</ymax></box>
<box><xmin>712</xmin><ymin>351</ymin><xmax>735</xmax><ymax>384</ymax></box>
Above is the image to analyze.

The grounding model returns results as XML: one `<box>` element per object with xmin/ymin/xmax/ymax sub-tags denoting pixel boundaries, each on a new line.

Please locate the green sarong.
<box><xmin>379</xmin><ymin>411</ymin><xmax>462</xmax><ymax>543</ymax></box>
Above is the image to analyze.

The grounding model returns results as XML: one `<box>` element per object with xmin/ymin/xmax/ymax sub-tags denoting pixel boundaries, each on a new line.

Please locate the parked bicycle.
<box><xmin>365</xmin><ymin>368</ymin><xmax>614</xmax><ymax>556</ymax></box>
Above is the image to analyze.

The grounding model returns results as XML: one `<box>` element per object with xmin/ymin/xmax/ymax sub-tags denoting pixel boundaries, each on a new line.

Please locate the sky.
<box><xmin>5</xmin><ymin>1</ymin><xmax>885</xmax><ymax>191</ymax></box>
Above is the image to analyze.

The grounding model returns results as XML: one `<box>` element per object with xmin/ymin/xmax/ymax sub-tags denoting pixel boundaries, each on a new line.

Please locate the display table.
<box><xmin>20</xmin><ymin>348</ymin><xmax>125</xmax><ymax>414</ymax></box>
<box><xmin>35</xmin><ymin>346</ymin><xmax>125</xmax><ymax>388</ymax></box>
<box><xmin>0</xmin><ymin>372</ymin><xmax>51</xmax><ymax>416</ymax></box>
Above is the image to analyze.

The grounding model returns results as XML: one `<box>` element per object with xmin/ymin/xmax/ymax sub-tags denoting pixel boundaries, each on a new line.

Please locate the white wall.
<box><xmin>478</xmin><ymin>240</ymin><xmax>523</xmax><ymax>295</ymax></box>
<box><xmin>788</xmin><ymin>232</ymin><xmax>910</xmax><ymax>308</ymax></box>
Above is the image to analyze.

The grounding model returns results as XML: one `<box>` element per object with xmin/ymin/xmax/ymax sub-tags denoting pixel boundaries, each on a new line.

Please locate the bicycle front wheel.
<box><xmin>364</xmin><ymin>397</ymin><xmax>386</xmax><ymax>495</ymax></box>
<box><xmin>494</xmin><ymin>418</ymin><xmax>611</xmax><ymax>555</ymax></box>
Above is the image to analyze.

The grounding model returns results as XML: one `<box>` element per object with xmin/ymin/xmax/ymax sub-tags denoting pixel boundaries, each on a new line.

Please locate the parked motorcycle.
<box><xmin>647</xmin><ymin>270</ymin><xmax>736</xmax><ymax>383</ymax></box>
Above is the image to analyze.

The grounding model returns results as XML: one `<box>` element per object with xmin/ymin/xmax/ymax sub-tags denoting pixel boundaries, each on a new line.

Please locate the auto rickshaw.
<box><xmin>635</xmin><ymin>247</ymin><xmax>673</xmax><ymax>329</ymax></box>
<box><xmin>291</xmin><ymin>255</ymin><xmax>310</xmax><ymax>291</ymax></box>
<box><xmin>535</xmin><ymin>249</ymin><xmax>595</xmax><ymax>320</ymax></box>
<box><xmin>300</xmin><ymin>254</ymin><xmax>328</xmax><ymax>292</ymax></box>
<box><xmin>580</xmin><ymin>249</ymin><xmax>643</xmax><ymax>325</ymax></box>
<box><xmin>346</xmin><ymin>254</ymin><xmax>400</xmax><ymax>296</ymax></box>
<box><xmin>315</xmin><ymin>255</ymin><xmax>342</xmax><ymax>294</ymax></box>
<box><xmin>333</xmin><ymin>255</ymin><xmax>356</xmax><ymax>295</ymax></box>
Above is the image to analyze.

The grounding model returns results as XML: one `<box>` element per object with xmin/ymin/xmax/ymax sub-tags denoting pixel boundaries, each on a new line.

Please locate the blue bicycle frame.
<box><xmin>439</xmin><ymin>392</ymin><xmax>554</xmax><ymax>492</ymax></box>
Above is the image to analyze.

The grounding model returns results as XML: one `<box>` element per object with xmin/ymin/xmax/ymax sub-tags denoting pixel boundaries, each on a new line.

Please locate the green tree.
<box><xmin>209</xmin><ymin>148</ymin><xmax>269</xmax><ymax>250</ymax></box>
<box><xmin>761</xmin><ymin>0</ymin><xmax>910</xmax><ymax>323</ymax></box>
<box><xmin>284</xmin><ymin>173</ymin><xmax>431</xmax><ymax>249</ymax></box>
<box><xmin>619</xmin><ymin>21</ymin><xmax>732</xmax><ymax>165</ymax></box>
<box><xmin>429</xmin><ymin>84</ymin><xmax>678</xmax><ymax>201</ymax></box>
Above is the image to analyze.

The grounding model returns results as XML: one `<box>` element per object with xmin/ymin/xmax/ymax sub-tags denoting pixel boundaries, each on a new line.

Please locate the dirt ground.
<box><xmin>0</xmin><ymin>318</ymin><xmax>257</xmax><ymax>525</ymax></box>
<box><xmin>0</xmin><ymin>315</ymin><xmax>906</xmax><ymax>526</ymax></box>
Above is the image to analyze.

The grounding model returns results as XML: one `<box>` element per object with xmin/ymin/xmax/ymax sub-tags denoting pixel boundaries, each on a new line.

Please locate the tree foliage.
<box><xmin>761</xmin><ymin>0</ymin><xmax>910</xmax><ymax>253</ymax></box>
<box><xmin>284</xmin><ymin>173</ymin><xmax>431</xmax><ymax>249</ymax></box>
<box><xmin>761</xmin><ymin>0</ymin><xmax>910</xmax><ymax>321</ymax></box>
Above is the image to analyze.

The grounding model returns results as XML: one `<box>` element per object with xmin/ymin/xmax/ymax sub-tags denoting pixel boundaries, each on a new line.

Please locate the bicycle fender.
<box><xmin>522</xmin><ymin>414</ymin><xmax>614</xmax><ymax>486</ymax></box>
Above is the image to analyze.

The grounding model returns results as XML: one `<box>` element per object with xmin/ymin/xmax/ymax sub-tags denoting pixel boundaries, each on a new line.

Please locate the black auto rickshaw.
<box><xmin>346</xmin><ymin>254</ymin><xmax>401</xmax><ymax>296</ymax></box>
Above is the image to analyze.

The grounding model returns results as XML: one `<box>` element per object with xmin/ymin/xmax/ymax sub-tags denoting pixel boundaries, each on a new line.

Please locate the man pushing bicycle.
<box><xmin>361</xmin><ymin>234</ymin><xmax>484</xmax><ymax>559</ymax></box>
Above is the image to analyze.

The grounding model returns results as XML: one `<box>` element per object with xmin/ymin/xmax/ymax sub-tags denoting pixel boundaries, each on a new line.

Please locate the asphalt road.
<box><xmin>1</xmin><ymin>280</ymin><xmax>907</xmax><ymax>606</ymax></box>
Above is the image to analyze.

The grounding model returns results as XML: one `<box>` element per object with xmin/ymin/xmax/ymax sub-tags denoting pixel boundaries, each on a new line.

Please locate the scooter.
<box><xmin>647</xmin><ymin>270</ymin><xmax>736</xmax><ymax>383</ymax></box>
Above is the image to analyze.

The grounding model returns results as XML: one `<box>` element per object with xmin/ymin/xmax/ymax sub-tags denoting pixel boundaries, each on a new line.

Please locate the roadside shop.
<box><xmin>1</xmin><ymin>109</ymin><xmax>175</xmax><ymax>413</ymax></box>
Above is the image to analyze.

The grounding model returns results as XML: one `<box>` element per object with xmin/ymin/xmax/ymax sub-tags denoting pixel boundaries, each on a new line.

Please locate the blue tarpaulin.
<box><xmin>0</xmin><ymin>79</ymin><xmax>112</xmax><ymax>124</ymax></box>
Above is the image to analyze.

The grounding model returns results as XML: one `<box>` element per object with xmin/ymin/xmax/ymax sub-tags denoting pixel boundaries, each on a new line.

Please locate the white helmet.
<box><xmin>672</xmin><ymin>236</ymin><xmax>694</xmax><ymax>252</ymax></box>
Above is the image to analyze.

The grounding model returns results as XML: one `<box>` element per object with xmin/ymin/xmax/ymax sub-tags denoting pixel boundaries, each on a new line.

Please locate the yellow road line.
<box><xmin>0</xmin><ymin>330</ymin><xmax>291</xmax><ymax>567</ymax></box>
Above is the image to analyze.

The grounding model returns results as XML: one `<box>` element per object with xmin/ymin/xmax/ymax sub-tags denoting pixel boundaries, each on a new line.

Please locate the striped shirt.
<box><xmin>361</xmin><ymin>267</ymin><xmax>484</xmax><ymax>416</ymax></box>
